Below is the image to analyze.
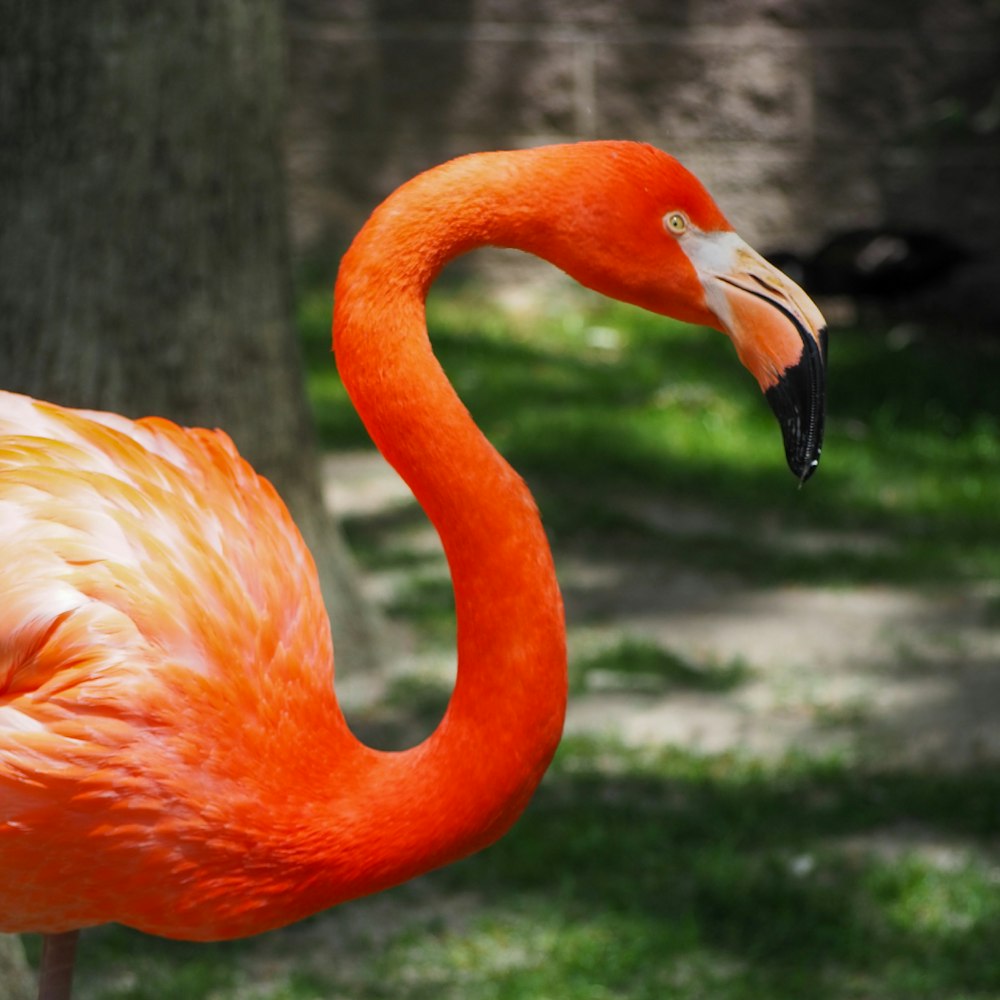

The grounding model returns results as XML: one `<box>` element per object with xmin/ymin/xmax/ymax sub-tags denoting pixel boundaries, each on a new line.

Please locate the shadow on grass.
<box><xmin>341</xmin><ymin>464</ymin><xmax>993</xmax><ymax>599</ymax></box>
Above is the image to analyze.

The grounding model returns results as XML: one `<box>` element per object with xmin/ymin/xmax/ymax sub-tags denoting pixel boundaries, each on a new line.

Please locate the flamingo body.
<box><xmin>0</xmin><ymin>142</ymin><xmax>826</xmax><ymax>978</ymax></box>
<box><xmin>0</xmin><ymin>393</ymin><xmax>346</xmax><ymax>937</ymax></box>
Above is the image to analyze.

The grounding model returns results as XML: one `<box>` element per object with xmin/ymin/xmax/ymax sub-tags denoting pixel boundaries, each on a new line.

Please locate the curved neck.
<box><xmin>326</xmin><ymin>150</ymin><xmax>569</xmax><ymax>898</ymax></box>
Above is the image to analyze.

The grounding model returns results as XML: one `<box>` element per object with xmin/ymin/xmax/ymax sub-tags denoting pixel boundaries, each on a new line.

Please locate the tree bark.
<box><xmin>0</xmin><ymin>1</ymin><xmax>387</xmax><ymax>680</ymax></box>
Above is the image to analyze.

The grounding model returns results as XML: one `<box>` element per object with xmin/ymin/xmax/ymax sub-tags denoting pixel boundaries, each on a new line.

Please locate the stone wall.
<box><xmin>285</xmin><ymin>0</ymin><xmax>999</xmax><ymax>320</ymax></box>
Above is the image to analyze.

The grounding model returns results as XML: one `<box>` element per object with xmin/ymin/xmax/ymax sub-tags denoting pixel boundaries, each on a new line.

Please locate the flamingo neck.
<box><xmin>326</xmin><ymin>150</ymin><xmax>569</xmax><ymax>898</ymax></box>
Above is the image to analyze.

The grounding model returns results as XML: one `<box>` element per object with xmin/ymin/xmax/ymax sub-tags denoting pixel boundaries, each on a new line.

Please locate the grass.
<box><xmin>570</xmin><ymin>637</ymin><xmax>752</xmax><ymax>695</ymax></box>
<box><xmin>29</xmin><ymin>278</ymin><xmax>1000</xmax><ymax>998</ymax></box>
<box><xmin>298</xmin><ymin>278</ymin><xmax>1000</xmax><ymax>588</ymax></box>
<box><xmin>58</xmin><ymin>742</ymin><xmax>1000</xmax><ymax>999</ymax></box>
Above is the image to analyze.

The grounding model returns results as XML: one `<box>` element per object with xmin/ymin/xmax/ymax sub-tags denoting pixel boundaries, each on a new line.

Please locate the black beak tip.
<box><xmin>765</xmin><ymin>328</ymin><xmax>827</xmax><ymax>485</ymax></box>
<box><xmin>790</xmin><ymin>448</ymin><xmax>822</xmax><ymax>485</ymax></box>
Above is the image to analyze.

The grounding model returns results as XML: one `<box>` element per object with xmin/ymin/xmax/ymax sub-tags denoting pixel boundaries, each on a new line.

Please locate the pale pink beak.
<box><xmin>686</xmin><ymin>232</ymin><xmax>828</xmax><ymax>482</ymax></box>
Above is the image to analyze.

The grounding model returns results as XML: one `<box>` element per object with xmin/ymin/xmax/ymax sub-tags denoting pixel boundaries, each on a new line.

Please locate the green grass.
<box><xmin>298</xmin><ymin>279</ymin><xmax>1000</xmax><ymax>587</ymax></box>
<box><xmin>571</xmin><ymin>636</ymin><xmax>752</xmax><ymax>695</ymax></box>
<box><xmin>56</xmin><ymin>743</ymin><xmax>1000</xmax><ymax>999</ymax></box>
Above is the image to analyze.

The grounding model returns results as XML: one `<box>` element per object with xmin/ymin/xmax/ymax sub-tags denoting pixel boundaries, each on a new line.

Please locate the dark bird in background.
<box><xmin>766</xmin><ymin>228</ymin><xmax>971</xmax><ymax>301</ymax></box>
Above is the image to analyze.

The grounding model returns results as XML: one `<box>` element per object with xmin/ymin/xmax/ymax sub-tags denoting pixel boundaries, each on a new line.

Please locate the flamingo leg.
<box><xmin>37</xmin><ymin>932</ymin><xmax>78</xmax><ymax>1000</ymax></box>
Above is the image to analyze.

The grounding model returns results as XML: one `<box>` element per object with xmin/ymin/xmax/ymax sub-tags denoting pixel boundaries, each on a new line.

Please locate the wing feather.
<box><xmin>0</xmin><ymin>390</ymin><xmax>338</xmax><ymax>931</ymax></box>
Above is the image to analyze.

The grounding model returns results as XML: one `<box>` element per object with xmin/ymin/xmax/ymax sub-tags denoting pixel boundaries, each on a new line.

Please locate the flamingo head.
<box><xmin>535</xmin><ymin>142</ymin><xmax>828</xmax><ymax>482</ymax></box>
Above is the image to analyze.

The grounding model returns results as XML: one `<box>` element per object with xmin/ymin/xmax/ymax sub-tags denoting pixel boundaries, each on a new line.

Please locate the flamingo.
<box><xmin>0</xmin><ymin>141</ymin><xmax>826</xmax><ymax>999</ymax></box>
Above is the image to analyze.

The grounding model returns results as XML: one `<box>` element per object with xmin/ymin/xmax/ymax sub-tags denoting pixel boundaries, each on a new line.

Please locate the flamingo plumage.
<box><xmin>0</xmin><ymin>141</ymin><xmax>826</xmax><ymax>998</ymax></box>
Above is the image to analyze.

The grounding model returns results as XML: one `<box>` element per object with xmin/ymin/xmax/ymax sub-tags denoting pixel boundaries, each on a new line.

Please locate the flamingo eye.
<box><xmin>664</xmin><ymin>211</ymin><xmax>688</xmax><ymax>235</ymax></box>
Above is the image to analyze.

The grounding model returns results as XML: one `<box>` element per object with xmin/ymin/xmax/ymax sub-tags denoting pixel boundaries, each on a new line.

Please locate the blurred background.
<box><xmin>287</xmin><ymin>0</ymin><xmax>1000</xmax><ymax>328</ymax></box>
<box><xmin>2</xmin><ymin>1</ymin><xmax>1000</xmax><ymax>998</ymax></box>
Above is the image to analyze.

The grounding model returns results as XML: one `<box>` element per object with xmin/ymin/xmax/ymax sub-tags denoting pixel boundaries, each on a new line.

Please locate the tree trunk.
<box><xmin>0</xmin><ymin>1</ymin><xmax>387</xmax><ymax>679</ymax></box>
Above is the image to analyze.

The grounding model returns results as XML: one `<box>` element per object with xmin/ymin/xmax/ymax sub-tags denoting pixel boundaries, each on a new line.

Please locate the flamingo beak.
<box><xmin>690</xmin><ymin>233</ymin><xmax>828</xmax><ymax>482</ymax></box>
